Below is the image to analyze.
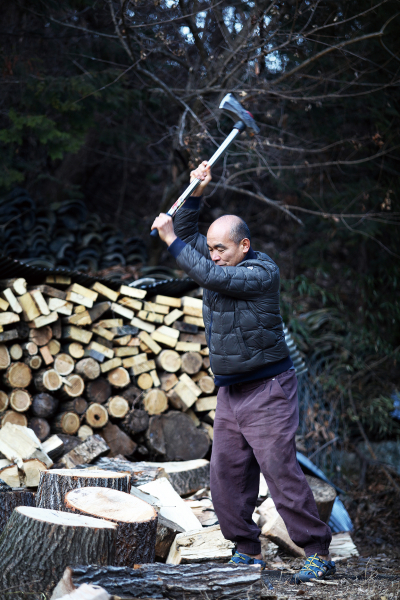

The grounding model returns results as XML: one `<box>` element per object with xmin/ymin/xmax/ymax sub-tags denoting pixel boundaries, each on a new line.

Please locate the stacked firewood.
<box><xmin>0</xmin><ymin>275</ymin><xmax>216</xmax><ymax>476</ymax></box>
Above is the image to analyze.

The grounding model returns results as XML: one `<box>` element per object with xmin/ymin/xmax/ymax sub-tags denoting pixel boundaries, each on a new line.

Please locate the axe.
<box><xmin>150</xmin><ymin>93</ymin><xmax>260</xmax><ymax>237</ymax></box>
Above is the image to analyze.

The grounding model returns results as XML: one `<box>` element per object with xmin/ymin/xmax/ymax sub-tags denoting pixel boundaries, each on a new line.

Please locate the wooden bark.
<box><xmin>105</xmin><ymin>396</ymin><xmax>129</xmax><ymax>419</ymax></box>
<box><xmin>0</xmin><ymin>389</ymin><xmax>8</xmax><ymax>412</ymax></box>
<box><xmin>0</xmin><ymin>506</ymin><xmax>116</xmax><ymax>599</ymax></box>
<box><xmin>60</xmin><ymin>374</ymin><xmax>85</xmax><ymax>399</ymax></box>
<box><xmin>31</xmin><ymin>392</ymin><xmax>58</xmax><ymax>418</ymax></box>
<box><xmin>86</xmin><ymin>378</ymin><xmax>111</xmax><ymax>404</ymax></box>
<box><xmin>100</xmin><ymin>422</ymin><xmax>137</xmax><ymax>457</ymax></box>
<box><xmin>3</xmin><ymin>362</ymin><xmax>32</xmax><ymax>388</ymax></box>
<box><xmin>122</xmin><ymin>408</ymin><xmax>149</xmax><ymax>436</ymax></box>
<box><xmin>94</xmin><ymin>457</ymin><xmax>166</xmax><ymax>487</ymax></box>
<box><xmin>29</xmin><ymin>324</ymin><xmax>53</xmax><ymax>346</ymax></box>
<box><xmin>9</xmin><ymin>388</ymin><xmax>32</xmax><ymax>412</ymax></box>
<box><xmin>107</xmin><ymin>366</ymin><xmax>130</xmax><ymax>388</ymax></box>
<box><xmin>0</xmin><ymin>490</ymin><xmax>35</xmax><ymax>535</ymax></box>
<box><xmin>137</xmin><ymin>372</ymin><xmax>153</xmax><ymax>389</ymax></box>
<box><xmin>149</xmin><ymin>459</ymin><xmax>210</xmax><ymax>496</ymax></box>
<box><xmin>155</xmin><ymin>514</ymin><xmax>185</xmax><ymax>561</ymax></box>
<box><xmin>54</xmin><ymin>352</ymin><xmax>75</xmax><ymax>375</ymax></box>
<box><xmin>34</xmin><ymin>368</ymin><xmax>63</xmax><ymax>392</ymax></box>
<box><xmin>85</xmin><ymin>403</ymin><xmax>109</xmax><ymax>428</ymax></box>
<box><xmin>63</xmin><ymin>397</ymin><xmax>88</xmax><ymax>415</ymax></box>
<box><xmin>75</xmin><ymin>358</ymin><xmax>101</xmax><ymax>381</ymax></box>
<box><xmin>62</xmin><ymin>562</ymin><xmax>261</xmax><ymax>600</ymax></box>
<box><xmin>29</xmin><ymin>417</ymin><xmax>51</xmax><ymax>441</ymax></box>
<box><xmin>143</xmin><ymin>388</ymin><xmax>168</xmax><ymax>415</ymax></box>
<box><xmin>146</xmin><ymin>412</ymin><xmax>210</xmax><ymax>461</ymax></box>
<box><xmin>53</xmin><ymin>412</ymin><xmax>81</xmax><ymax>435</ymax></box>
<box><xmin>59</xmin><ymin>434</ymin><xmax>110</xmax><ymax>469</ymax></box>
<box><xmin>36</xmin><ymin>467</ymin><xmax>130</xmax><ymax>510</ymax></box>
<box><xmin>1</xmin><ymin>410</ymin><xmax>28</xmax><ymax>427</ymax></box>
<box><xmin>305</xmin><ymin>475</ymin><xmax>337</xmax><ymax>523</ymax></box>
<box><xmin>181</xmin><ymin>352</ymin><xmax>203</xmax><ymax>375</ymax></box>
<box><xmin>155</xmin><ymin>349</ymin><xmax>181</xmax><ymax>372</ymax></box>
<box><xmin>24</xmin><ymin>354</ymin><xmax>43</xmax><ymax>369</ymax></box>
<box><xmin>65</xmin><ymin>486</ymin><xmax>157</xmax><ymax>565</ymax></box>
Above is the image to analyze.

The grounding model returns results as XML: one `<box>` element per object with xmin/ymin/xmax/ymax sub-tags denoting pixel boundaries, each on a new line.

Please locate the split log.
<box><xmin>24</xmin><ymin>354</ymin><xmax>43</xmax><ymax>370</ymax></box>
<box><xmin>42</xmin><ymin>434</ymin><xmax>64</xmax><ymax>460</ymax></box>
<box><xmin>1</xmin><ymin>410</ymin><xmax>28</xmax><ymax>427</ymax></box>
<box><xmin>31</xmin><ymin>392</ymin><xmax>59</xmax><ymax>418</ymax></box>
<box><xmin>0</xmin><ymin>506</ymin><xmax>116</xmax><ymax>598</ymax></box>
<box><xmin>3</xmin><ymin>362</ymin><xmax>32</xmax><ymax>388</ymax></box>
<box><xmin>155</xmin><ymin>514</ymin><xmax>185</xmax><ymax>561</ymax></box>
<box><xmin>181</xmin><ymin>352</ymin><xmax>203</xmax><ymax>375</ymax></box>
<box><xmin>34</xmin><ymin>368</ymin><xmax>63</xmax><ymax>392</ymax></box>
<box><xmin>155</xmin><ymin>349</ymin><xmax>181</xmax><ymax>373</ymax></box>
<box><xmin>0</xmin><ymin>343</ymin><xmax>11</xmax><ymax>369</ymax></box>
<box><xmin>57</xmin><ymin>562</ymin><xmax>261</xmax><ymax>600</ymax></box>
<box><xmin>29</xmin><ymin>417</ymin><xmax>51</xmax><ymax>441</ymax></box>
<box><xmin>195</xmin><ymin>396</ymin><xmax>217</xmax><ymax>412</ymax></box>
<box><xmin>65</xmin><ymin>486</ymin><xmax>157</xmax><ymax>565</ymax></box>
<box><xmin>0</xmin><ymin>463</ymin><xmax>20</xmax><ymax>487</ymax></box>
<box><xmin>54</xmin><ymin>353</ymin><xmax>75</xmax><ymax>376</ymax></box>
<box><xmin>62</xmin><ymin>397</ymin><xmax>88</xmax><ymax>415</ymax></box>
<box><xmin>86</xmin><ymin>377</ymin><xmax>111</xmax><ymax>404</ymax></box>
<box><xmin>53</xmin><ymin>412</ymin><xmax>81</xmax><ymax>435</ymax></box>
<box><xmin>99</xmin><ymin>422</ymin><xmax>137</xmax><ymax>457</ymax></box>
<box><xmin>0</xmin><ymin>422</ymin><xmax>51</xmax><ymax>468</ymax></box>
<box><xmin>146</xmin><ymin>412</ymin><xmax>210</xmax><ymax>461</ymax></box>
<box><xmin>60</xmin><ymin>374</ymin><xmax>85</xmax><ymax>399</ymax></box>
<box><xmin>56</xmin><ymin>434</ymin><xmax>82</xmax><ymax>456</ymax></box>
<box><xmin>0</xmin><ymin>389</ymin><xmax>8</xmax><ymax>412</ymax></box>
<box><xmin>122</xmin><ymin>408</ymin><xmax>149</xmax><ymax>435</ymax></box>
<box><xmin>29</xmin><ymin>324</ymin><xmax>53</xmax><ymax>346</ymax></box>
<box><xmin>261</xmin><ymin>499</ymin><xmax>305</xmax><ymax>557</ymax></box>
<box><xmin>53</xmin><ymin>581</ymin><xmax>111</xmax><ymax>600</ymax></box>
<box><xmin>39</xmin><ymin>344</ymin><xmax>54</xmax><ymax>365</ymax></box>
<box><xmin>167</xmin><ymin>381</ymin><xmax>197</xmax><ymax>411</ymax></box>
<box><xmin>9</xmin><ymin>388</ymin><xmax>32</xmax><ymax>412</ymax></box>
<box><xmin>105</xmin><ymin>396</ymin><xmax>129</xmax><ymax>419</ymax></box>
<box><xmin>78</xmin><ymin>425</ymin><xmax>94</xmax><ymax>440</ymax></box>
<box><xmin>36</xmin><ymin>467</ymin><xmax>130</xmax><ymax>510</ymax></box>
<box><xmin>0</xmin><ymin>489</ymin><xmax>35</xmax><ymax>535</ymax></box>
<box><xmin>107</xmin><ymin>366</ymin><xmax>130</xmax><ymax>389</ymax></box>
<box><xmin>93</xmin><ymin>457</ymin><xmax>166</xmax><ymax>487</ymax></box>
<box><xmin>9</xmin><ymin>343</ymin><xmax>23</xmax><ymax>361</ymax></box>
<box><xmin>59</xmin><ymin>434</ymin><xmax>110</xmax><ymax>468</ymax></box>
<box><xmin>147</xmin><ymin>459</ymin><xmax>210</xmax><ymax>496</ymax></box>
<box><xmin>75</xmin><ymin>358</ymin><xmax>101</xmax><ymax>381</ymax></box>
<box><xmin>0</xmin><ymin>277</ymin><xmax>27</xmax><ymax>296</ymax></box>
<box><xmin>23</xmin><ymin>458</ymin><xmax>48</xmax><ymax>487</ymax></box>
<box><xmin>143</xmin><ymin>388</ymin><xmax>168</xmax><ymax>415</ymax></box>
<box><xmin>63</xmin><ymin>342</ymin><xmax>85</xmax><ymax>359</ymax></box>
<box><xmin>161</xmin><ymin>372</ymin><xmax>179</xmax><ymax>391</ymax></box>
<box><xmin>167</xmin><ymin>525</ymin><xmax>235</xmax><ymax>565</ymax></box>
<box><xmin>85</xmin><ymin>403</ymin><xmax>109</xmax><ymax>428</ymax></box>
<box><xmin>137</xmin><ymin>372</ymin><xmax>153</xmax><ymax>389</ymax></box>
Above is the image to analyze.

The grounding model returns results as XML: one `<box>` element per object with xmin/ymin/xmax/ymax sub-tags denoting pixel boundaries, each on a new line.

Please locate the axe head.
<box><xmin>219</xmin><ymin>93</ymin><xmax>260</xmax><ymax>134</ymax></box>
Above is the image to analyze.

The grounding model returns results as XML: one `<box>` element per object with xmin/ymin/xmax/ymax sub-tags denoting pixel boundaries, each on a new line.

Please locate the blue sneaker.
<box><xmin>291</xmin><ymin>554</ymin><xmax>336</xmax><ymax>583</ymax></box>
<box><xmin>229</xmin><ymin>551</ymin><xmax>266</xmax><ymax>570</ymax></box>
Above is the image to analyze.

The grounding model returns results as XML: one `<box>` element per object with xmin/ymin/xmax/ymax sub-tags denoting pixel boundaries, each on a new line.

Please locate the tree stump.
<box><xmin>181</xmin><ymin>352</ymin><xmax>203</xmax><ymax>375</ymax></box>
<box><xmin>122</xmin><ymin>408</ymin><xmax>149</xmax><ymax>435</ymax></box>
<box><xmin>31</xmin><ymin>392</ymin><xmax>59</xmax><ymax>418</ymax></box>
<box><xmin>29</xmin><ymin>417</ymin><xmax>51</xmax><ymax>441</ymax></box>
<box><xmin>146</xmin><ymin>411</ymin><xmax>210</xmax><ymax>461</ymax></box>
<box><xmin>0</xmin><ymin>489</ymin><xmax>35</xmax><ymax>535</ymax></box>
<box><xmin>76</xmin><ymin>358</ymin><xmax>101</xmax><ymax>381</ymax></box>
<box><xmin>36</xmin><ymin>468</ymin><xmax>131</xmax><ymax>510</ymax></box>
<box><xmin>34</xmin><ymin>368</ymin><xmax>63</xmax><ymax>392</ymax></box>
<box><xmin>53</xmin><ymin>411</ymin><xmax>80</xmax><ymax>435</ymax></box>
<box><xmin>0</xmin><ymin>506</ymin><xmax>116</xmax><ymax>599</ymax></box>
<box><xmin>107</xmin><ymin>366</ymin><xmax>130</xmax><ymax>388</ymax></box>
<box><xmin>65</xmin><ymin>486</ymin><xmax>157</xmax><ymax>565</ymax></box>
<box><xmin>9</xmin><ymin>389</ymin><xmax>32</xmax><ymax>412</ymax></box>
<box><xmin>86</xmin><ymin>378</ymin><xmax>111</xmax><ymax>404</ymax></box>
<box><xmin>54</xmin><ymin>353</ymin><xmax>75</xmax><ymax>376</ymax></box>
<box><xmin>143</xmin><ymin>389</ymin><xmax>168</xmax><ymax>415</ymax></box>
<box><xmin>155</xmin><ymin>349</ymin><xmax>181</xmax><ymax>372</ymax></box>
<box><xmin>105</xmin><ymin>396</ymin><xmax>129</xmax><ymax>419</ymax></box>
<box><xmin>86</xmin><ymin>403</ymin><xmax>109</xmax><ymax>428</ymax></box>
<box><xmin>3</xmin><ymin>362</ymin><xmax>32</xmax><ymax>388</ymax></box>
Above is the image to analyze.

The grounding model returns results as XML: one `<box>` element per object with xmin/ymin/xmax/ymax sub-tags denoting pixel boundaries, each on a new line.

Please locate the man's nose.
<box><xmin>211</xmin><ymin>251</ymin><xmax>220</xmax><ymax>262</ymax></box>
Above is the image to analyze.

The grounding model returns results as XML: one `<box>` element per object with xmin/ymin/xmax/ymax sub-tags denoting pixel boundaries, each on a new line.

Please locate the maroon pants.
<box><xmin>210</xmin><ymin>369</ymin><xmax>332</xmax><ymax>556</ymax></box>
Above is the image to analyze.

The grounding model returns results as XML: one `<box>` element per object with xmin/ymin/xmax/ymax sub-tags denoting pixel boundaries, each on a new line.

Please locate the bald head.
<box><xmin>207</xmin><ymin>215</ymin><xmax>251</xmax><ymax>266</ymax></box>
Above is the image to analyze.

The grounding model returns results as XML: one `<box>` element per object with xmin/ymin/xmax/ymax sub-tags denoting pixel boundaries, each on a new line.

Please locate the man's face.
<box><xmin>207</xmin><ymin>222</ymin><xmax>250</xmax><ymax>266</ymax></box>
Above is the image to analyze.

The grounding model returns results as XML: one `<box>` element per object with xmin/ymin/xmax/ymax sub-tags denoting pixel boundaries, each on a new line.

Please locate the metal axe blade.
<box><xmin>219</xmin><ymin>93</ymin><xmax>260</xmax><ymax>135</ymax></box>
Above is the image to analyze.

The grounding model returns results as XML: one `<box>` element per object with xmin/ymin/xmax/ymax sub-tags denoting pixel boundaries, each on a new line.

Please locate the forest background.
<box><xmin>1</xmin><ymin>0</ymin><xmax>400</xmax><ymax>500</ymax></box>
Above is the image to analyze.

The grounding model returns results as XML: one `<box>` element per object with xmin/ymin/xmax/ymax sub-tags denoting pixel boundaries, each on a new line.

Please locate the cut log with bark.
<box><xmin>105</xmin><ymin>396</ymin><xmax>129</xmax><ymax>419</ymax></box>
<box><xmin>29</xmin><ymin>324</ymin><xmax>53</xmax><ymax>346</ymax></box>
<box><xmin>146</xmin><ymin>411</ymin><xmax>210</xmax><ymax>461</ymax></box>
<box><xmin>99</xmin><ymin>422</ymin><xmax>137</xmax><ymax>457</ymax></box>
<box><xmin>29</xmin><ymin>416</ymin><xmax>51</xmax><ymax>440</ymax></box>
<box><xmin>0</xmin><ymin>506</ymin><xmax>116</xmax><ymax>598</ymax></box>
<box><xmin>9</xmin><ymin>388</ymin><xmax>32</xmax><ymax>412</ymax></box>
<box><xmin>23</xmin><ymin>457</ymin><xmax>48</xmax><ymax>487</ymax></box>
<box><xmin>36</xmin><ymin>467</ymin><xmax>130</xmax><ymax>509</ymax></box>
<box><xmin>155</xmin><ymin>349</ymin><xmax>181</xmax><ymax>372</ymax></box>
<box><xmin>0</xmin><ymin>422</ymin><xmax>52</xmax><ymax>468</ymax></box>
<box><xmin>181</xmin><ymin>352</ymin><xmax>203</xmax><ymax>375</ymax></box>
<box><xmin>42</xmin><ymin>434</ymin><xmax>64</xmax><ymax>460</ymax></box>
<box><xmin>155</xmin><ymin>514</ymin><xmax>185</xmax><ymax>561</ymax></box>
<box><xmin>24</xmin><ymin>354</ymin><xmax>43</xmax><ymax>370</ymax></box>
<box><xmin>9</xmin><ymin>343</ymin><xmax>23</xmax><ymax>361</ymax></box>
<box><xmin>1</xmin><ymin>410</ymin><xmax>28</xmax><ymax>427</ymax></box>
<box><xmin>137</xmin><ymin>371</ymin><xmax>153</xmax><ymax>389</ymax></box>
<box><xmin>122</xmin><ymin>408</ymin><xmax>149</xmax><ymax>435</ymax></box>
<box><xmin>53</xmin><ymin>411</ymin><xmax>81</xmax><ymax>435</ymax></box>
<box><xmin>65</xmin><ymin>486</ymin><xmax>158</xmax><ymax>565</ymax></box>
<box><xmin>54</xmin><ymin>352</ymin><xmax>75</xmax><ymax>376</ymax></box>
<box><xmin>107</xmin><ymin>366</ymin><xmax>130</xmax><ymax>389</ymax></box>
<box><xmin>48</xmin><ymin>338</ymin><xmax>61</xmax><ymax>355</ymax></box>
<box><xmin>0</xmin><ymin>463</ymin><xmax>20</xmax><ymax>487</ymax></box>
<box><xmin>34</xmin><ymin>368</ymin><xmax>63</xmax><ymax>392</ymax></box>
<box><xmin>143</xmin><ymin>388</ymin><xmax>168</xmax><ymax>415</ymax></box>
<box><xmin>78</xmin><ymin>424</ymin><xmax>94</xmax><ymax>440</ymax></box>
<box><xmin>62</xmin><ymin>397</ymin><xmax>88</xmax><ymax>415</ymax></box>
<box><xmin>86</xmin><ymin>377</ymin><xmax>111</xmax><ymax>404</ymax></box>
<box><xmin>0</xmin><ymin>489</ymin><xmax>35</xmax><ymax>535</ymax></box>
<box><xmin>59</xmin><ymin>434</ymin><xmax>110</xmax><ymax>468</ymax></box>
<box><xmin>0</xmin><ymin>343</ymin><xmax>11</xmax><ymax>370</ymax></box>
<box><xmin>0</xmin><ymin>389</ymin><xmax>8</xmax><ymax>411</ymax></box>
<box><xmin>60</xmin><ymin>374</ymin><xmax>85</xmax><ymax>399</ymax></box>
<box><xmin>3</xmin><ymin>361</ymin><xmax>32</xmax><ymax>388</ymax></box>
<box><xmin>86</xmin><ymin>403</ymin><xmax>109</xmax><ymax>428</ymax></box>
<box><xmin>305</xmin><ymin>475</ymin><xmax>337</xmax><ymax>523</ymax></box>
<box><xmin>198</xmin><ymin>376</ymin><xmax>215</xmax><ymax>395</ymax></box>
<box><xmin>31</xmin><ymin>392</ymin><xmax>59</xmax><ymax>418</ymax></box>
<box><xmin>167</xmin><ymin>380</ymin><xmax>197</xmax><ymax>411</ymax></box>
<box><xmin>147</xmin><ymin>459</ymin><xmax>210</xmax><ymax>496</ymax></box>
<box><xmin>90</xmin><ymin>457</ymin><xmax>166</xmax><ymax>487</ymax></box>
<box><xmin>64</xmin><ymin>341</ymin><xmax>85</xmax><ymax>359</ymax></box>
<box><xmin>56</xmin><ymin>562</ymin><xmax>261</xmax><ymax>600</ymax></box>
<box><xmin>75</xmin><ymin>358</ymin><xmax>101</xmax><ymax>381</ymax></box>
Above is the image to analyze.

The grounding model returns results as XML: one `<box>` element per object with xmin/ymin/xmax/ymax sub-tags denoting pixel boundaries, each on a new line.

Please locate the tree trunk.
<box><xmin>59</xmin><ymin>434</ymin><xmax>110</xmax><ymax>469</ymax></box>
<box><xmin>75</xmin><ymin>357</ymin><xmax>101</xmax><ymax>381</ymax></box>
<box><xmin>65</xmin><ymin>486</ymin><xmax>157</xmax><ymax>565</ymax></box>
<box><xmin>29</xmin><ymin>417</ymin><xmax>51</xmax><ymax>441</ymax></box>
<box><xmin>86</xmin><ymin>377</ymin><xmax>111</xmax><ymax>404</ymax></box>
<box><xmin>143</xmin><ymin>389</ymin><xmax>168</xmax><ymax>415</ymax></box>
<box><xmin>155</xmin><ymin>349</ymin><xmax>181</xmax><ymax>372</ymax></box>
<box><xmin>0</xmin><ymin>490</ymin><xmax>35</xmax><ymax>535</ymax></box>
<box><xmin>62</xmin><ymin>562</ymin><xmax>261</xmax><ymax>600</ymax></box>
<box><xmin>105</xmin><ymin>396</ymin><xmax>129</xmax><ymax>419</ymax></box>
<box><xmin>146</xmin><ymin>411</ymin><xmax>210</xmax><ymax>461</ymax></box>
<box><xmin>181</xmin><ymin>352</ymin><xmax>203</xmax><ymax>375</ymax></box>
<box><xmin>54</xmin><ymin>352</ymin><xmax>75</xmax><ymax>375</ymax></box>
<box><xmin>34</xmin><ymin>368</ymin><xmax>63</xmax><ymax>392</ymax></box>
<box><xmin>85</xmin><ymin>403</ymin><xmax>109</xmax><ymax>428</ymax></box>
<box><xmin>62</xmin><ymin>397</ymin><xmax>88</xmax><ymax>415</ymax></box>
<box><xmin>9</xmin><ymin>388</ymin><xmax>32</xmax><ymax>412</ymax></box>
<box><xmin>122</xmin><ymin>408</ymin><xmax>149</xmax><ymax>435</ymax></box>
<box><xmin>0</xmin><ymin>506</ymin><xmax>116</xmax><ymax>599</ymax></box>
<box><xmin>3</xmin><ymin>362</ymin><xmax>32</xmax><ymax>388</ymax></box>
<box><xmin>36</xmin><ymin>468</ymin><xmax>130</xmax><ymax>510</ymax></box>
<box><xmin>53</xmin><ymin>411</ymin><xmax>80</xmax><ymax>435</ymax></box>
<box><xmin>100</xmin><ymin>422</ymin><xmax>137</xmax><ymax>458</ymax></box>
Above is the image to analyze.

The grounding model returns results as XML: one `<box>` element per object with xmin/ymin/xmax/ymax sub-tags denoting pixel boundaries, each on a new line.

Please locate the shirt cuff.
<box><xmin>184</xmin><ymin>195</ymin><xmax>202</xmax><ymax>210</ymax></box>
<box><xmin>168</xmin><ymin>237</ymin><xmax>186</xmax><ymax>258</ymax></box>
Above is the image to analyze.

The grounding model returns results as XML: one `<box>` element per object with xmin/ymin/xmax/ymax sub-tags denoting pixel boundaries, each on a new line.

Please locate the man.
<box><xmin>151</xmin><ymin>162</ymin><xmax>335</xmax><ymax>583</ymax></box>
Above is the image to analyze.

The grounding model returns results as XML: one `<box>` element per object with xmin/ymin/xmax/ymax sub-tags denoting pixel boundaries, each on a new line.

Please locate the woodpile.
<box><xmin>0</xmin><ymin>276</ymin><xmax>216</xmax><ymax>466</ymax></box>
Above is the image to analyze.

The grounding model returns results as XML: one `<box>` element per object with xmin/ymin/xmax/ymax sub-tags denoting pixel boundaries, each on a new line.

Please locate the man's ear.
<box><xmin>241</xmin><ymin>238</ymin><xmax>251</xmax><ymax>254</ymax></box>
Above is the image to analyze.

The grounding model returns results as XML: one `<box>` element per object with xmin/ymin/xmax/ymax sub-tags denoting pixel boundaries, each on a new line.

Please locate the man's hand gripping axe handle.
<box><xmin>150</xmin><ymin>93</ymin><xmax>259</xmax><ymax>237</ymax></box>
